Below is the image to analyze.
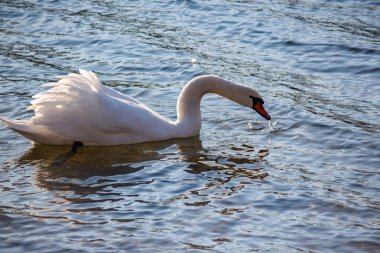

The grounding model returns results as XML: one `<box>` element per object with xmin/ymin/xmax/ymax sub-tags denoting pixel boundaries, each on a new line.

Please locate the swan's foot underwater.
<box><xmin>71</xmin><ymin>141</ymin><xmax>84</xmax><ymax>153</ymax></box>
<box><xmin>51</xmin><ymin>141</ymin><xmax>84</xmax><ymax>167</ymax></box>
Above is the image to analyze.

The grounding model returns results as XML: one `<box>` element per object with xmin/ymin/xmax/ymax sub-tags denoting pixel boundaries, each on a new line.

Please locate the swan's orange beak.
<box><xmin>253</xmin><ymin>102</ymin><xmax>271</xmax><ymax>120</ymax></box>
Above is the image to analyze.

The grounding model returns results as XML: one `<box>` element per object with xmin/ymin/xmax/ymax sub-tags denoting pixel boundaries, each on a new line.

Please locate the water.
<box><xmin>0</xmin><ymin>0</ymin><xmax>379</xmax><ymax>252</ymax></box>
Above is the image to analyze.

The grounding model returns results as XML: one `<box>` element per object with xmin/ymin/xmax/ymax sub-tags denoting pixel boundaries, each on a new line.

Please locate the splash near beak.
<box><xmin>253</xmin><ymin>102</ymin><xmax>271</xmax><ymax>120</ymax></box>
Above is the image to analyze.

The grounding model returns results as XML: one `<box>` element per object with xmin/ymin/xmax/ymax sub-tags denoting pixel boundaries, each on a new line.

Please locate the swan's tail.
<box><xmin>0</xmin><ymin>117</ymin><xmax>42</xmax><ymax>141</ymax></box>
<box><xmin>0</xmin><ymin>117</ymin><xmax>67</xmax><ymax>145</ymax></box>
<box><xmin>0</xmin><ymin>117</ymin><xmax>30</xmax><ymax>133</ymax></box>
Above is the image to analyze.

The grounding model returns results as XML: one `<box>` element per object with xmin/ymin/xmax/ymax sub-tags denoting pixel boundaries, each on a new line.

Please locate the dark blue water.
<box><xmin>0</xmin><ymin>0</ymin><xmax>379</xmax><ymax>252</ymax></box>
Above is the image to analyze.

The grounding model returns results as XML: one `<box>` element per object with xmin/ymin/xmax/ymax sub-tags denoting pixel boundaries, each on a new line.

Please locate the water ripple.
<box><xmin>1</xmin><ymin>0</ymin><xmax>379</xmax><ymax>252</ymax></box>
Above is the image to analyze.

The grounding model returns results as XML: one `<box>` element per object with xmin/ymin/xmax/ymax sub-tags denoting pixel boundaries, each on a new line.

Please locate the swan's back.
<box><xmin>1</xmin><ymin>70</ymin><xmax>176</xmax><ymax>145</ymax></box>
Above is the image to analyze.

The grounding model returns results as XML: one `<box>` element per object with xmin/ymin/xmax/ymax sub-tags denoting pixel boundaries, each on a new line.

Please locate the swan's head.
<box><xmin>249</xmin><ymin>95</ymin><xmax>271</xmax><ymax>120</ymax></box>
<box><xmin>234</xmin><ymin>85</ymin><xmax>271</xmax><ymax>120</ymax></box>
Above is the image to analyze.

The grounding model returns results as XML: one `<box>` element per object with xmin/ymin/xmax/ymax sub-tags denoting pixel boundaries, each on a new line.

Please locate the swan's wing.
<box><xmin>81</xmin><ymin>70</ymin><xmax>143</xmax><ymax>105</ymax></box>
<box><xmin>40</xmin><ymin>69</ymin><xmax>142</xmax><ymax>105</ymax></box>
<box><xmin>28</xmin><ymin>70</ymin><xmax>152</xmax><ymax>144</ymax></box>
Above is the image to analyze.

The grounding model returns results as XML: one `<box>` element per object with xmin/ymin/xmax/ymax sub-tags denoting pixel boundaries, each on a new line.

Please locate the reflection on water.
<box><xmin>23</xmin><ymin>138</ymin><xmax>202</xmax><ymax>178</ymax></box>
<box><xmin>1</xmin><ymin>137</ymin><xmax>273</xmax><ymax>251</ymax></box>
<box><xmin>20</xmin><ymin>137</ymin><xmax>269</xmax><ymax>197</ymax></box>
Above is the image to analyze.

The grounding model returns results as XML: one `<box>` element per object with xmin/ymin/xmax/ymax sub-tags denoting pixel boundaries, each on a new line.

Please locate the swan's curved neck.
<box><xmin>174</xmin><ymin>75</ymin><xmax>238</xmax><ymax>138</ymax></box>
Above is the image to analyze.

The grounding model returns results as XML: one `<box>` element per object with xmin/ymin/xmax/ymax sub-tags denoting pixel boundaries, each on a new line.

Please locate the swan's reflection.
<box><xmin>18</xmin><ymin>136</ymin><xmax>270</xmax><ymax>204</ymax></box>
<box><xmin>18</xmin><ymin>137</ymin><xmax>200</xmax><ymax>184</ymax></box>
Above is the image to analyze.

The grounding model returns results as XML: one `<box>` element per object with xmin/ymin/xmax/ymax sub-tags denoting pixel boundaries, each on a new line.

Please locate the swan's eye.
<box><xmin>249</xmin><ymin>95</ymin><xmax>264</xmax><ymax>108</ymax></box>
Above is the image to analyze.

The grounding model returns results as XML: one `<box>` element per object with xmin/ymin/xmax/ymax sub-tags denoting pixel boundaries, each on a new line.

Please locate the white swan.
<box><xmin>0</xmin><ymin>70</ymin><xmax>271</xmax><ymax>146</ymax></box>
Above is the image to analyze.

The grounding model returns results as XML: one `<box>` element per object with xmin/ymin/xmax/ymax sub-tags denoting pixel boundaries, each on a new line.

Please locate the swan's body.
<box><xmin>0</xmin><ymin>70</ymin><xmax>270</xmax><ymax>146</ymax></box>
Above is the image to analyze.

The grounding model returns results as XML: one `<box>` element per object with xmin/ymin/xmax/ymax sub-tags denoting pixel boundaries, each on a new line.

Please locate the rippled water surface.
<box><xmin>1</xmin><ymin>0</ymin><xmax>379</xmax><ymax>252</ymax></box>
